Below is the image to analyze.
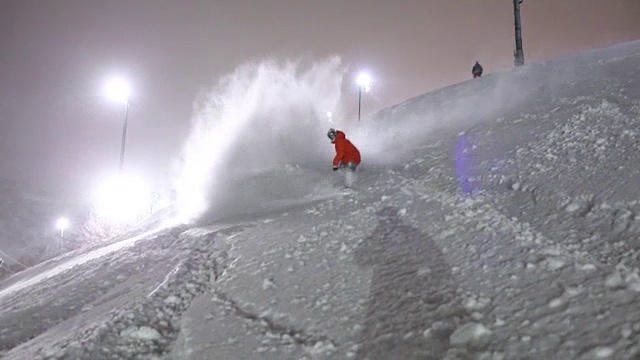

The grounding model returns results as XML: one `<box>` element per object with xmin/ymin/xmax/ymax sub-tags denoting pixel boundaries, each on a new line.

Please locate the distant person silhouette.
<box><xmin>472</xmin><ymin>61</ymin><xmax>483</xmax><ymax>78</ymax></box>
<box><xmin>353</xmin><ymin>206</ymin><xmax>461</xmax><ymax>359</ymax></box>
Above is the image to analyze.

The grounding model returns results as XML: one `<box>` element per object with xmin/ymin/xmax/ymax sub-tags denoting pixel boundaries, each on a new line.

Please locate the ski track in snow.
<box><xmin>0</xmin><ymin>225</ymin><xmax>170</xmax><ymax>301</ymax></box>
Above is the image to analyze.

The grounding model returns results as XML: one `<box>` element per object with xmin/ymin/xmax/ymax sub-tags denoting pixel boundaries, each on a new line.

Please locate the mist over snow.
<box><xmin>172</xmin><ymin>49</ymin><xmax>621</xmax><ymax>225</ymax></box>
<box><xmin>174</xmin><ymin>57</ymin><xmax>351</xmax><ymax>221</ymax></box>
<box><xmin>351</xmin><ymin>50</ymin><xmax>600</xmax><ymax>166</ymax></box>
<box><xmin>172</xmin><ymin>53</ymin><xmax>558</xmax><ymax>222</ymax></box>
<box><xmin>3</xmin><ymin>40</ymin><xmax>640</xmax><ymax>359</ymax></box>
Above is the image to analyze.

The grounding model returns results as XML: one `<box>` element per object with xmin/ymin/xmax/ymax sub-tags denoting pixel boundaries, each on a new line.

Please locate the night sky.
<box><xmin>1</xmin><ymin>0</ymin><xmax>639</xmax><ymax>196</ymax></box>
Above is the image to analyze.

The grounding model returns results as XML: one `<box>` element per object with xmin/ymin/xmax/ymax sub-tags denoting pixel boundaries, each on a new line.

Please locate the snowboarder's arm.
<box><xmin>333</xmin><ymin>142</ymin><xmax>344</xmax><ymax>168</ymax></box>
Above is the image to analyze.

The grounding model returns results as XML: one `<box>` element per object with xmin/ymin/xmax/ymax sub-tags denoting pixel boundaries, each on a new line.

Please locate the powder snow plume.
<box><xmin>174</xmin><ymin>57</ymin><xmax>348</xmax><ymax>221</ymax></box>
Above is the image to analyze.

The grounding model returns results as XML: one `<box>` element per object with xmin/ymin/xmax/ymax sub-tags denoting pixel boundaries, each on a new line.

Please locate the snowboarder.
<box><xmin>472</xmin><ymin>61</ymin><xmax>483</xmax><ymax>78</ymax></box>
<box><xmin>327</xmin><ymin>128</ymin><xmax>361</xmax><ymax>187</ymax></box>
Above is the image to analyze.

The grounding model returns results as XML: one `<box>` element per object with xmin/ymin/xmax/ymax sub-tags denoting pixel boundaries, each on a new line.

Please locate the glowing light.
<box><xmin>56</xmin><ymin>217</ymin><xmax>69</xmax><ymax>238</ymax></box>
<box><xmin>356</xmin><ymin>72</ymin><xmax>372</xmax><ymax>93</ymax></box>
<box><xmin>105</xmin><ymin>77</ymin><xmax>132</xmax><ymax>105</ymax></box>
<box><xmin>93</xmin><ymin>174</ymin><xmax>151</xmax><ymax>224</ymax></box>
<box><xmin>326</xmin><ymin>111</ymin><xmax>333</xmax><ymax>123</ymax></box>
<box><xmin>56</xmin><ymin>217</ymin><xmax>69</xmax><ymax>231</ymax></box>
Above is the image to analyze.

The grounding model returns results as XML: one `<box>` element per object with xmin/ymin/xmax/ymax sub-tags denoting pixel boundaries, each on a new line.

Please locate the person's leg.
<box><xmin>344</xmin><ymin>163</ymin><xmax>358</xmax><ymax>187</ymax></box>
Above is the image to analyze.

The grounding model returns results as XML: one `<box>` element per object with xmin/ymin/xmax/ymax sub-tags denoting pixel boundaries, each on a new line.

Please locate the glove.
<box><xmin>333</xmin><ymin>166</ymin><xmax>339</xmax><ymax>171</ymax></box>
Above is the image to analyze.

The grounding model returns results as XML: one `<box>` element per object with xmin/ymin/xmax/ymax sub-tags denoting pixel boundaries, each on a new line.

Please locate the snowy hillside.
<box><xmin>0</xmin><ymin>179</ymin><xmax>88</xmax><ymax>279</ymax></box>
<box><xmin>2</xmin><ymin>40</ymin><xmax>640</xmax><ymax>359</ymax></box>
<box><xmin>0</xmin><ymin>177</ymin><xmax>146</xmax><ymax>281</ymax></box>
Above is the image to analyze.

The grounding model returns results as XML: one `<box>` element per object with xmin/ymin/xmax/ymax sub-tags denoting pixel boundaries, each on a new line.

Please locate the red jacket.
<box><xmin>333</xmin><ymin>131</ymin><xmax>361</xmax><ymax>168</ymax></box>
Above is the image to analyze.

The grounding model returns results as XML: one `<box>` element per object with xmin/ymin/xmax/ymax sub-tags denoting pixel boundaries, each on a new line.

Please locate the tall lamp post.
<box><xmin>105</xmin><ymin>77</ymin><xmax>132</xmax><ymax>172</ymax></box>
<box><xmin>356</xmin><ymin>72</ymin><xmax>372</xmax><ymax>122</ymax></box>
<box><xmin>513</xmin><ymin>0</ymin><xmax>525</xmax><ymax>66</ymax></box>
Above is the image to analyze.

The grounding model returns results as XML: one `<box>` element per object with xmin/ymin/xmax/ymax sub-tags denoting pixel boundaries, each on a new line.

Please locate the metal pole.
<box><xmin>358</xmin><ymin>87</ymin><xmax>362</xmax><ymax>121</ymax></box>
<box><xmin>513</xmin><ymin>0</ymin><xmax>525</xmax><ymax>66</ymax></box>
<box><xmin>119</xmin><ymin>101</ymin><xmax>129</xmax><ymax>171</ymax></box>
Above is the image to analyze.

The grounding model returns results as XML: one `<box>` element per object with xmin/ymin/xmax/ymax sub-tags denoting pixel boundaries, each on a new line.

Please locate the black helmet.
<box><xmin>327</xmin><ymin>128</ymin><xmax>337</xmax><ymax>142</ymax></box>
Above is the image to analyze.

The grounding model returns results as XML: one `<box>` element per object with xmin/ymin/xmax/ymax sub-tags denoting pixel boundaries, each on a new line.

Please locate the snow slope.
<box><xmin>2</xmin><ymin>40</ymin><xmax>640</xmax><ymax>359</ymax></box>
<box><xmin>0</xmin><ymin>179</ymin><xmax>87</xmax><ymax>279</ymax></box>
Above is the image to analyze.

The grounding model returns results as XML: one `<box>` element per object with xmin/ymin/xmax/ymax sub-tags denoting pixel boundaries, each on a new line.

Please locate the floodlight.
<box><xmin>105</xmin><ymin>77</ymin><xmax>132</xmax><ymax>105</ymax></box>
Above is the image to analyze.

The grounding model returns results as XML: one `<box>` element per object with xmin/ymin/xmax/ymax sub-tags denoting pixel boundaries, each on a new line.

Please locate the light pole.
<box><xmin>513</xmin><ymin>0</ymin><xmax>525</xmax><ymax>66</ymax></box>
<box><xmin>56</xmin><ymin>217</ymin><xmax>69</xmax><ymax>254</ymax></box>
<box><xmin>105</xmin><ymin>77</ymin><xmax>132</xmax><ymax>172</ymax></box>
<box><xmin>356</xmin><ymin>72</ymin><xmax>372</xmax><ymax>122</ymax></box>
